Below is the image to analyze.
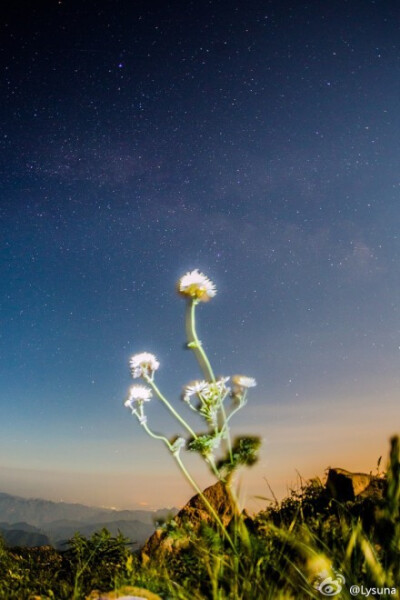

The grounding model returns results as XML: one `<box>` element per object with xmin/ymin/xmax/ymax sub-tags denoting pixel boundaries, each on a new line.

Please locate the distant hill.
<box><xmin>46</xmin><ymin>519</ymin><xmax>154</xmax><ymax>550</ymax></box>
<box><xmin>0</xmin><ymin>523</ymin><xmax>51</xmax><ymax>547</ymax></box>
<box><xmin>0</xmin><ymin>521</ymin><xmax>41</xmax><ymax>533</ymax></box>
<box><xmin>0</xmin><ymin>492</ymin><xmax>175</xmax><ymax>528</ymax></box>
<box><xmin>0</xmin><ymin>491</ymin><xmax>177</xmax><ymax>549</ymax></box>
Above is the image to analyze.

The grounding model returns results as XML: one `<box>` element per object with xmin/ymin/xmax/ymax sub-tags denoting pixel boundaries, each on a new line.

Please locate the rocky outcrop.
<box><xmin>326</xmin><ymin>468</ymin><xmax>383</xmax><ymax>502</ymax></box>
<box><xmin>141</xmin><ymin>481</ymin><xmax>236</xmax><ymax>559</ymax></box>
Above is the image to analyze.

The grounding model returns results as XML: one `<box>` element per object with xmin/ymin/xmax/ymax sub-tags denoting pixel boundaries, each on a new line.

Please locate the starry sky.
<box><xmin>0</xmin><ymin>0</ymin><xmax>399</xmax><ymax>510</ymax></box>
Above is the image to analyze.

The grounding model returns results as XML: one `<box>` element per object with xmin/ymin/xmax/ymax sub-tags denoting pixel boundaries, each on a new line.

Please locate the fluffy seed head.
<box><xmin>124</xmin><ymin>385</ymin><xmax>152</xmax><ymax>412</ymax></box>
<box><xmin>232</xmin><ymin>375</ymin><xmax>257</xmax><ymax>389</ymax></box>
<box><xmin>130</xmin><ymin>352</ymin><xmax>160</xmax><ymax>378</ymax></box>
<box><xmin>128</xmin><ymin>385</ymin><xmax>152</xmax><ymax>403</ymax></box>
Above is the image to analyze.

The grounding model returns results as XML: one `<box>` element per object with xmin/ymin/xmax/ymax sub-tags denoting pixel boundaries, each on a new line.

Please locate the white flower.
<box><xmin>184</xmin><ymin>377</ymin><xmax>230</xmax><ymax>403</ymax></box>
<box><xmin>130</xmin><ymin>352</ymin><xmax>160</xmax><ymax>378</ymax></box>
<box><xmin>214</xmin><ymin>376</ymin><xmax>230</xmax><ymax>390</ymax></box>
<box><xmin>232</xmin><ymin>375</ymin><xmax>257</xmax><ymax>389</ymax></box>
<box><xmin>183</xmin><ymin>380</ymin><xmax>208</xmax><ymax>403</ymax></box>
<box><xmin>127</xmin><ymin>385</ymin><xmax>152</xmax><ymax>404</ymax></box>
<box><xmin>201</xmin><ymin>377</ymin><xmax>230</xmax><ymax>399</ymax></box>
<box><xmin>178</xmin><ymin>269</ymin><xmax>216</xmax><ymax>302</ymax></box>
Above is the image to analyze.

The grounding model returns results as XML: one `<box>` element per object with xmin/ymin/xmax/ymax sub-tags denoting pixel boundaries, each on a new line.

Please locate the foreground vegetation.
<box><xmin>0</xmin><ymin>436</ymin><xmax>398</xmax><ymax>600</ymax></box>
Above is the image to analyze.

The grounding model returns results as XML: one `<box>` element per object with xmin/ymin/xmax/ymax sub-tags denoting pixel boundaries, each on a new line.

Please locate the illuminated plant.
<box><xmin>124</xmin><ymin>270</ymin><xmax>260</xmax><ymax>544</ymax></box>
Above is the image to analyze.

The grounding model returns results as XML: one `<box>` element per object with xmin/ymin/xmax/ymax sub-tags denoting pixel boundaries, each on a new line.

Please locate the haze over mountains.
<box><xmin>0</xmin><ymin>492</ymin><xmax>176</xmax><ymax>549</ymax></box>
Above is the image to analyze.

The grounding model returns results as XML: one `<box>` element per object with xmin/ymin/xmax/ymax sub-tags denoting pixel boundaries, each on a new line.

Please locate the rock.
<box><xmin>141</xmin><ymin>481</ymin><xmax>236</xmax><ymax>559</ymax></box>
<box><xmin>86</xmin><ymin>586</ymin><xmax>161</xmax><ymax>599</ymax></box>
<box><xmin>326</xmin><ymin>468</ymin><xmax>373</xmax><ymax>501</ymax></box>
<box><xmin>358</xmin><ymin>475</ymin><xmax>385</xmax><ymax>499</ymax></box>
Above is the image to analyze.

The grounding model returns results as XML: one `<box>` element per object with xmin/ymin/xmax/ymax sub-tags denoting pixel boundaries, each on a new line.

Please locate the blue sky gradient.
<box><xmin>0</xmin><ymin>0</ymin><xmax>399</xmax><ymax>509</ymax></box>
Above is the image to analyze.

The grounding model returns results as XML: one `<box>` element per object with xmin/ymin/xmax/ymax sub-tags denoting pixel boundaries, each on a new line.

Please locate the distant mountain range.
<box><xmin>0</xmin><ymin>492</ymin><xmax>177</xmax><ymax>549</ymax></box>
<box><xmin>0</xmin><ymin>521</ymin><xmax>51</xmax><ymax>547</ymax></box>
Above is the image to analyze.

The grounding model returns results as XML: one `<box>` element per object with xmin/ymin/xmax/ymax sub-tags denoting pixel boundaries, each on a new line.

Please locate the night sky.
<box><xmin>0</xmin><ymin>0</ymin><xmax>399</xmax><ymax>510</ymax></box>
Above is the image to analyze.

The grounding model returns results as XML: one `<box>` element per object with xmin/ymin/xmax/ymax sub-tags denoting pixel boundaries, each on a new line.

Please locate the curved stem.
<box><xmin>142</xmin><ymin>422</ymin><xmax>172</xmax><ymax>449</ymax></box>
<box><xmin>144</xmin><ymin>375</ymin><xmax>197</xmax><ymax>439</ymax></box>
<box><xmin>186</xmin><ymin>300</ymin><xmax>215</xmax><ymax>382</ymax></box>
<box><xmin>225</xmin><ymin>405</ymin><xmax>242</xmax><ymax>427</ymax></box>
<box><xmin>174</xmin><ymin>454</ymin><xmax>237</xmax><ymax>554</ymax></box>
<box><xmin>225</xmin><ymin>391</ymin><xmax>247</xmax><ymax>427</ymax></box>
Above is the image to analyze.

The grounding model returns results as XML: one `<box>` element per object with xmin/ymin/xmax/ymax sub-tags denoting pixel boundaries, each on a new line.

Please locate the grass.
<box><xmin>0</xmin><ymin>435</ymin><xmax>398</xmax><ymax>600</ymax></box>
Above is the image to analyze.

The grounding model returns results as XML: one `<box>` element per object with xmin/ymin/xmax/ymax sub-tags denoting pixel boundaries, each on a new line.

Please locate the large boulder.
<box><xmin>326</xmin><ymin>468</ymin><xmax>375</xmax><ymax>501</ymax></box>
<box><xmin>141</xmin><ymin>481</ymin><xmax>235</xmax><ymax>559</ymax></box>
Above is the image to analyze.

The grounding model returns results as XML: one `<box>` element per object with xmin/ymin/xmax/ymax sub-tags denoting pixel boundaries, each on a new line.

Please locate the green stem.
<box><xmin>174</xmin><ymin>453</ymin><xmax>237</xmax><ymax>554</ymax></box>
<box><xmin>220</xmin><ymin>401</ymin><xmax>233</xmax><ymax>462</ymax></box>
<box><xmin>145</xmin><ymin>375</ymin><xmax>197</xmax><ymax>439</ymax></box>
<box><xmin>225</xmin><ymin>405</ymin><xmax>242</xmax><ymax>427</ymax></box>
<box><xmin>186</xmin><ymin>299</ymin><xmax>215</xmax><ymax>382</ymax></box>
<box><xmin>225</xmin><ymin>391</ymin><xmax>247</xmax><ymax>426</ymax></box>
<box><xmin>142</xmin><ymin>422</ymin><xmax>172</xmax><ymax>449</ymax></box>
<box><xmin>218</xmin><ymin>392</ymin><xmax>248</xmax><ymax>468</ymax></box>
<box><xmin>206</xmin><ymin>454</ymin><xmax>223</xmax><ymax>480</ymax></box>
